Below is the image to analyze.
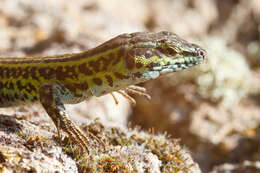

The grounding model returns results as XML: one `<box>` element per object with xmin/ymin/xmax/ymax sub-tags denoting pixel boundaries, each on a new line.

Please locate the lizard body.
<box><xmin>0</xmin><ymin>31</ymin><xmax>206</xmax><ymax>152</ymax></box>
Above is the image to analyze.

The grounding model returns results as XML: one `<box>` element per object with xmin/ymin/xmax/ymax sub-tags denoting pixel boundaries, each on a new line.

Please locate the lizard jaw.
<box><xmin>149</xmin><ymin>47</ymin><xmax>206</xmax><ymax>75</ymax></box>
<box><xmin>156</xmin><ymin>56</ymin><xmax>204</xmax><ymax>74</ymax></box>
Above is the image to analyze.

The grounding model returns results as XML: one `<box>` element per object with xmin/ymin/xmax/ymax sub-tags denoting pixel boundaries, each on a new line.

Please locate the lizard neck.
<box><xmin>75</xmin><ymin>45</ymin><xmax>137</xmax><ymax>97</ymax></box>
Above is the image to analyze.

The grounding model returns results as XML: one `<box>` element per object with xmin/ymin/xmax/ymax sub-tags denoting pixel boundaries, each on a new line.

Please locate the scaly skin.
<box><xmin>0</xmin><ymin>31</ymin><xmax>206</xmax><ymax>152</ymax></box>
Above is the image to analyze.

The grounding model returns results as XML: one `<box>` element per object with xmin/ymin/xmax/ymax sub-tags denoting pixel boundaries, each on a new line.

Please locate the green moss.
<box><xmin>64</xmin><ymin>121</ymin><xmax>200</xmax><ymax>173</ymax></box>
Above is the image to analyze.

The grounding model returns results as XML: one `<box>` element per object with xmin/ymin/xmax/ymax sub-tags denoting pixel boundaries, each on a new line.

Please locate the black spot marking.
<box><xmin>25</xmin><ymin>83</ymin><xmax>36</xmax><ymax>93</ymax></box>
<box><xmin>125</xmin><ymin>54</ymin><xmax>135</xmax><ymax>70</ymax></box>
<box><xmin>7</xmin><ymin>82</ymin><xmax>14</xmax><ymax>90</ymax></box>
<box><xmin>22</xmin><ymin>67</ymin><xmax>30</xmax><ymax>79</ymax></box>
<box><xmin>136</xmin><ymin>62</ymin><xmax>143</xmax><ymax>68</ymax></box>
<box><xmin>114</xmin><ymin>72</ymin><xmax>129</xmax><ymax>80</ymax></box>
<box><xmin>93</xmin><ymin>78</ymin><xmax>103</xmax><ymax>86</ymax></box>
<box><xmin>16</xmin><ymin>81</ymin><xmax>24</xmax><ymax>91</ymax></box>
<box><xmin>56</xmin><ymin>66</ymin><xmax>66</xmax><ymax>81</ymax></box>
<box><xmin>78</xmin><ymin>63</ymin><xmax>93</xmax><ymax>76</ymax></box>
<box><xmin>105</xmin><ymin>75</ymin><xmax>113</xmax><ymax>87</ymax></box>
<box><xmin>65</xmin><ymin>65</ymin><xmax>78</xmax><ymax>79</ymax></box>
<box><xmin>39</xmin><ymin>67</ymin><xmax>55</xmax><ymax>79</ymax></box>
<box><xmin>108</xmin><ymin>52</ymin><xmax>115</xmax><ymax>61</ymax></box>
<box><xmin>146</xmin><ymin>62</ymin><xmax>161</xmax><ymax>70</ymax></box>
<box><xmin>133</xmin><ymin>72</ymin><xmax>142</xmax><ymax>78</ymax></box>
<box><xmin>89</xmin><ymin>60</ymin><xmax>101</xmax><ymax>72</ymax></box>
<box><xmin>99</xmin><ymin>56</ymin><xmax>110</xmax><ymax>71</ymax></box>
<box><xmin>32</xmin><ymin>96</ymin><xmax>38</xmax><ymax>101</ymax></box>
<box><xmin>117</xmin><ymin>47</ymin><xmax>126</xmax><ymax>57</ymax></box>
<box><xmin>112</xmin><ymin>48</ymin><xmax>125</xmax><ymax>65</ymax></box>
<box><xmin>30</xmin><ymin>67</ymin><xmax>39</xmax><ymax>80</ymax></box>
<box><xmin>64</xmin><ymin>84</ymin><xmax>77</xmax><ymax>95</ymax></box>
<box><xmin>74</xmin><ymin>82</ymin><xmax>89</xmax><ymax>91</ymax></box>
<box><xmin>0</xmin><ymin>68</ymin><xmax>4</xmax><ymax>78</ymax></box>
<box><xmin>0</xmin><ymin>81</ymin><xmax>4</xmax><ymax>89</ymax></box>
<box><xmin>14</xmin><ymin>93</ymin><xmax>19</xmax><ymax>99</ymax></box>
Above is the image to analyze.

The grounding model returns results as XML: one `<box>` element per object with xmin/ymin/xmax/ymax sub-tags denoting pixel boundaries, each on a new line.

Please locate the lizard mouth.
<box><xmin>147</xmin><ymin>47</ymin><xmax>206</xmax><ymax>74</ymax></box>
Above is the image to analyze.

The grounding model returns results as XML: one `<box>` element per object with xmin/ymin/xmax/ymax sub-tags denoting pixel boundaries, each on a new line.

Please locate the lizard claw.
<box><xmin>110</xmin><ymin>85</ymin><xmax>151</xmax><ymax>106</ymax></box>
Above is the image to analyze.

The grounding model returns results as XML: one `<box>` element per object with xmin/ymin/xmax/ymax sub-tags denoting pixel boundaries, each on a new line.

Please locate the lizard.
<box><xmin>0</xmin><ymin>31</ymin><xmax>206</xmax><ymax>153</ymax></box>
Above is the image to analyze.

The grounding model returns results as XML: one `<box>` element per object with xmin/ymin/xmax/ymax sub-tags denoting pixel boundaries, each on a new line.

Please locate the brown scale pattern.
<box><xmin>105</xmin><ymin>75</ymin><xmax>113</xmax><ymax>87</ymax></box>
<box><xmin>114</xmin><ymin>72</ymin><xmax>129</xmax><ymax>80</ymax></box>
<box><xmin>78</xmin><ymin>63</ymin><xmax>93</xmax><ymax>75</ymax></box>
<box><xmin>92</xmin><ymin>78</ymin><xmax>103</xmax><ymax>86</ymax></box>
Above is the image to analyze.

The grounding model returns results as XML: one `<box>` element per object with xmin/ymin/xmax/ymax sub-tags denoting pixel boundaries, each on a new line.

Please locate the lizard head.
<box><xmin>82</xmin><ymin>31</ymin><xmax>206</xmax><ymax>96</ymax></box>
<box><xmin>122</xmin><ymin>31</ymin><xmax>206</xmax><ymax>82</ymax></box>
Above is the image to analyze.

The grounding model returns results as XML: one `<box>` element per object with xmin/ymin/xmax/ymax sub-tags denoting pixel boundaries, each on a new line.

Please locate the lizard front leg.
<box><xmin>38</xmin><ymin>83</ymin><xmax>90</xmax><ymax>152</ymax></box>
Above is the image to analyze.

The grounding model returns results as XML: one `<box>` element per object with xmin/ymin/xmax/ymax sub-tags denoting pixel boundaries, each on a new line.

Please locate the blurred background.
<box><xmin>0</xmin><ymin>0</ymin><xmax>259</xmax><ymax>172</ymax></box>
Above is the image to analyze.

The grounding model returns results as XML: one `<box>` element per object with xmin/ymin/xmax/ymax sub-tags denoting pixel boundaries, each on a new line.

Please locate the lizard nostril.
<box><xmin>197</xmin><ymin>49</ymin><xmax>206</xmax><ymax>58</ymax></box>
